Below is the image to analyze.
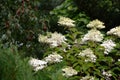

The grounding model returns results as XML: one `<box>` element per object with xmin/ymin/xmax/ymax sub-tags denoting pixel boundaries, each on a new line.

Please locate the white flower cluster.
<box><xmin>101</xmin><ymin>39</ymin><xmax>116</xmax><ymax>55</ymax></box>
<box><xmin>47</xmin><ymin>32</ymin><xmax>67</xmax><ymax>47</ymax></box>
<box><xmin>58</xmin><ymin>16</ymin><xmax>75</xmax><ymax>27</ymax></box>
<box><xmin>107</xmin><ymin>26</ymin><xmax>120</xmax><ymax>37</ymax></box>
<box><xmin>29</xmin><ymin>52</ymin><xmax>63</xmax><ymax>71</ymax></box>
<box><xmin>78</xmin><ymin>48</ymin><xmax>97</xmax><ymax>62</ymax></box>
<box><xmin>87</xmin><ymin>19</ymin><xmax>105</xmax><ymax>29</ymax></box>
<box><xmin>38</xmin><ymin>32</ymin><xmax>67</xmax><ymax>47</ymax></box>
<box><xmin>80</xmin><ymin>76</ymin><xmax>95</xmax><ymax>80</ymax></box>
<box><xmin>102</xmin><ymin>70</ymin><xmax>112</xmax><ymax>80</ymax></box>
<box><xmin>29</xmin><ymin>58</ymin><xmax>47</xmax><ymax>71</ymax></box>
<box><xmin>44</xmin><ymin>52</ymin><xmax>63</xmax><ymax>63</ymax></box>
<box><xmin>102</xmin><ymin>70</ymin><xmax>112</xmax><ymax>77</ymax></box>
<box><xmin>62</xmin><ymin>66</ymin><xmax>78</xmax><ymax>77</ymax></box>
<box><xmin>81</xmin><ymin>29</ymin><xmax>104</xmax><ymax>42</ymax></box>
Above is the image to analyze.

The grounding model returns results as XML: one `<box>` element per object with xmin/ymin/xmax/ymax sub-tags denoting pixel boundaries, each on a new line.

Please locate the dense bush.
<box><xmin>0</xmin><ymin>44</ymin><xmax>34</xmax><ymax>80</ymax></box>
<box><xmin>28</xmin><ymin>17</ymin><xmax>120</xmax><ymax>79</ymax></box>
<box><xmin>0</xmin><ymin>0</ymin><xmax>63</xmax><ymax>58</ymax></box>
<box><xmin>74</xmin><ymin>0</ymin><xmax>120</xmax><ymax>30</ymax></box>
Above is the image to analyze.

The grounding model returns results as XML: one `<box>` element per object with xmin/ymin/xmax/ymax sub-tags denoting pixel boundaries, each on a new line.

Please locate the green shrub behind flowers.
<box><xmin>0</xmin><ymin>44</ymin><xmax>35</xmax><ymax>80</ymax></box>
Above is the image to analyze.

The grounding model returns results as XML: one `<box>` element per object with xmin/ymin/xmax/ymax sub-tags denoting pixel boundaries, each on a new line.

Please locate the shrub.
<box><xmin>0</xmin><ymin>0</ymin><xmax>54</xmax><ymax>58</ymax></box>
<box><xmin>1</xmin><ymin>0</ymin><xmax>120</xmax><ymax>80</ymax></box>
<box><xmin>0</xmin><ymin>44</ymin><xmax>34</xmax><ymax>80</ymax></box>
<box><xmin>36</xmin><ymin>19</ymin><xmax>120</xmax><ymax>79</ymax></box>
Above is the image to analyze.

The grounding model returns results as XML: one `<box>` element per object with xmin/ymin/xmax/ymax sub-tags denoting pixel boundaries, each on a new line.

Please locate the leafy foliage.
<box><xmin>74</xmin><ymin>0</ymin><xmax>120</xmax><ymax>30</ymax></box>
<box><xmin>0</xmin><ymin>44</ymin><xmax>34</xmax><ymax>80</ymax></box>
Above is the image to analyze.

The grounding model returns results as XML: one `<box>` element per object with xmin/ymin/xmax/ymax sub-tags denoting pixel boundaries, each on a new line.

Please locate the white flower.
<box><xmin>47</xmin><ymin>32</ymin><xmax>67</xmax><ymax>47</ymax></box>
<box><xmin>44</xmin><ymin>52</ymin><xmax>63</xmax><ymax>63</ymax></box>
<box><xmin>29</xmin><ymin>58</ymin><xmax>47</xmax><ymax>71</ymax></box>
<box><xmin>38</xmin><ymin>32</ymin><xmax>67</xmax><ymax>47</ymax></box>
<box><xmin>87</xmin><ymin>19</ymin><xmax>105</xmax><ymax>29</ymax></box>
<box><xmin>102</xmin><ymin>70</ymin><xmax>112</xmax><ymax>80</ymax></box>
<box><xmin>58</xmin><ymin>16</ymin><xmax>75</xmax><ymax>27</ymax></box>
<box><xmin>62</xmin><ymin>66</ymin><xmax>78</xmax><ymax>77</ymax></box>
<box><xmin>107</xmin><ymin>26</ymin><xmax>120</xmax><ymax>37</ymax></box>
<box><xmin>81</xmin><ymin>29</ymin><xmax>104</xmax><ymax>42</ymax></box>
<box><xmin>80</xmin><ymin>76</ymin><xmax>95</xmax><ymax>80</ymax></box>
<box><xmin>78</xmin><ymin>48</ymin><xmax>97</xmax><ymax>62</ymax></box>
<box><xmin>101</xmin><ymin>39</ymin><xmax>116</xmax><ymax>55</ymax></box>
<box><xmin>102</xmin><ymin>70</ymin><xmax>112</xmax><ymax>77</ymax></box>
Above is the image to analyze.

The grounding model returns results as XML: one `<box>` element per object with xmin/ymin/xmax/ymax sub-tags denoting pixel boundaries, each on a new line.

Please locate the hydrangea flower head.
<box><xmin>78</xmin><ymin>48</ymin><xmax>97</xmax><ymax>62</ymax></box>
<box><xmin>44</xmin><ymin>52</ymin><xmax>63</xmax><ymax>63</ymax></box>
<box><xmin>47</xmin><ymin>32</ymin><xmax>67</xmax><ymax>47</ymax></box>
<box><xmin>107</xmin><ymin>26</ymin><xmax>120</xmax><ymax>37</ymax></box>
<box><xmin>101</xmin><ymin>39</ymin><xmax>116</xmax><ymax>54</ymax></box>
<box><xmin>62</xmin><ymin>66</ymin><xmax>78</xmax><ymax>77</ymax></box>
<box><xmin>58</xmin><ymin>16</ymin><xmax>75</xmax><ymax>27</ymax></box>
<box><xmin>38</xmin><ymin>32</ymin><xmax>67</xmax><ymax>47</ymax></box>
<box><xmin>82</xmin><ymin>29</ymin><xmax>104</xmax><ymax>42</ymax></box>
<box><xmin>29</xmin><ymin>58</ymin><xmax>47</xmax><ymax>71</ymax></box>
<box><xmin>87</xmin><ymin>19</ymin><xmax>105</xmax><ymax>29</ymax></box>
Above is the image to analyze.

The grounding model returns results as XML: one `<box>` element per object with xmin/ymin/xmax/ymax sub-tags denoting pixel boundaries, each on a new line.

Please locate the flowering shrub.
<box><xmin>28</xmin><ymin>18</ymin><xmax>120</xmax><ymax>80</ymax></box>
<box><xmin>0</xmin><ymin>0</ymin><xmax>120</xmax><ymax>80</ymax></box>
<box><xmin>1</xmin><ymin>14</ymin><xmax>120</xmax><ymax>79</ymax></box>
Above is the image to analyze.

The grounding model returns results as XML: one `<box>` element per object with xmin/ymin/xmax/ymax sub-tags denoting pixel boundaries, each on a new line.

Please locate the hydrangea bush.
<box><xmin>1</xmin><ymin>12</ymin><xmax>120</xmax><ymax>80</ymax></box>
<box><xmin>0</xmin><ymin>0</ymin><xmax>120</xmax><ymax>80</ymax></box>
<box><xmin>28</xmin><ymin>18</ymin><xmax>120</xmax><ymax>80</ymax></box>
